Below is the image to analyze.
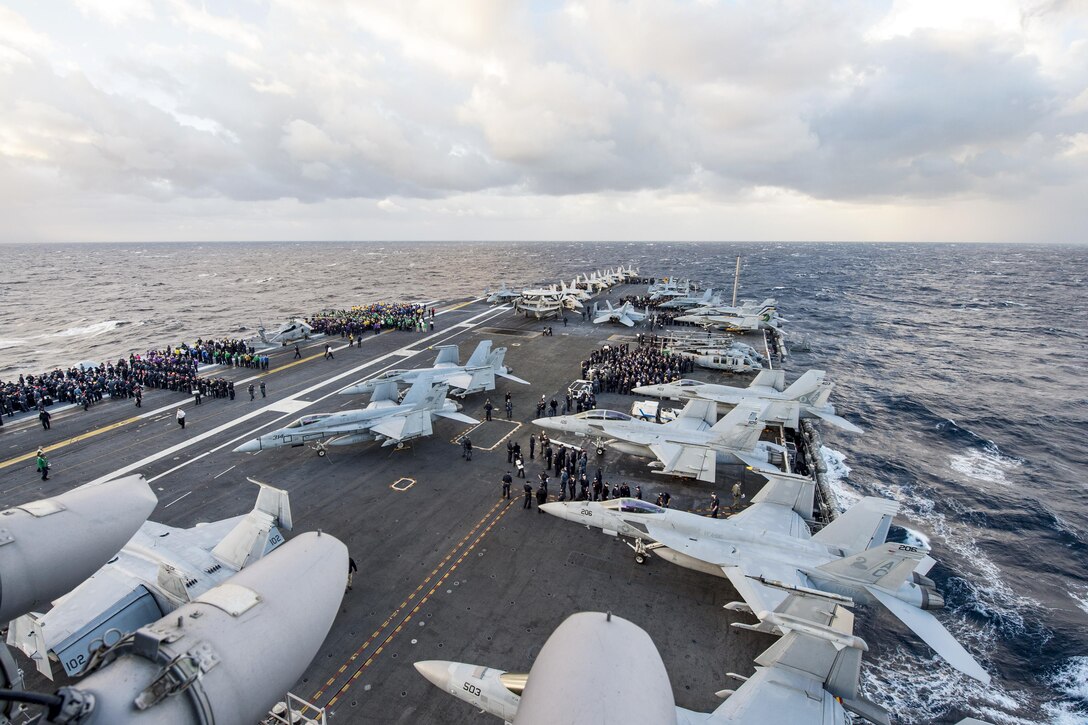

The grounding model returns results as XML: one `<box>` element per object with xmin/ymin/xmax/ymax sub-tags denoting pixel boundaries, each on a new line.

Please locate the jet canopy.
<box><xmin>668</xmin><ymin>379</ymin><xmax>705</xmax><ymax>388</ymax></box>
<box><xmin>573</xmin><ymin>409</ymin><xmax>633</xmax><ymax>421</ymax></box>
<box><xmin>285</xmin><ymin>414</ymin><xmax>334</xmax><ymax>428</ymax></box>
<box><xmin>602</xmin><ymin>498</ymin><xmax>666</xmax><ymax>515</ymax></box>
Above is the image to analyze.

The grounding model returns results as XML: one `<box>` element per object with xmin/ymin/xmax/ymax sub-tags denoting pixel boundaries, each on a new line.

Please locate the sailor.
<box><xmin>193</xmin><ymin>385</ymin><xmax>202</xmax><ymax>405</ymax></box>
<box><xmin>484</xmin><ymin>398</ymin><xmax>493</xmax><ymax>421</ymax></box>
<box><xmin>248</xmin><ymin>383</ymin><xmax>256</xmax><ymax>401</ymax></box>
<box><xmin>535</xmin><ymin>482</ymin><xmax>547</xmax><ymax>512</ymax></box>
<box><xmin>523</xmin><ymin>481</ymin><xmax>533</xmax><ymax>509</ymax></box>
<box><xmin>731</xmin><ymin>481</ymin><xmax>743</xmax><ymax>510</ymax></box>
<box><xmin>176</xmin><ymin>408</ymin><xmax>186</xmax><ymax>429</ymax></box>
<box><xmin>294</xmin><ymin>343</ymin><xmax>301</xmax><ymax>359</ymax></box>
<box><xmin>502</xmin><ymin>472</ymin><xmax>512</xmax><ymax>499</ymax></box>
<box><xmin>635</xmin><ymin>484</ymin><xmax>642</xmax><ymax>500</ymax></box>
<box><xmin>529</xmin><ymin>434</ymin><xmax>536</xmax><ymax>460</ymax></box>
<box><xmin>260</xmin><ymin>381</ymin><xmax>266</xmax><ymax>398</ymax></box>
<box><xmin>134</xmin><ymin>384</ymin><xmax>142</xmax><ymax>407</ymax></box>
<box><xmin>324</xmin><ymin>343</ymin><xmax>335</xmax><ymax>360</ymax></box>
<box><xmin>228</xmin><ymin>381</ymin><xmax>236</xmax><ymax>400</ymax></box>
<box><xmin>505</xmin><ymin>399</ymin><xmax>513</xmax><ymax>420</ymax></box>
<box><xmin>515</xmin><ymin>456</ymin><xmax>525</xmax><ymax>478</ymax></box>
<box><xmin>462</xmin><ymin>436</ymin><xmax>473</xmax><ymax>461</ymax></box>
<box><xmin>568</xmin><ymin>475</ymin><xmax>576</xmax><ymax>501</ymax></box>
<box><xmin>347</xmin><ymin>557</ymin><xmax>357</xmax><ymax>591</ymax></box>
<box><xmin>36</xmin><ymin>449</ymin><xmax>49</xmax><ymax>481</ymax></box>
<box><xmin>507</xmin><ymin>439</ymin><xmax>515</xmax><ymax>463</ymax></box>
<box><xmin>549</xmin><ymin>398</ymin><xmax>558</xmax><ymax>416</ymax></box>
<box><xmin>38</xmin><ymin>407</ymin><xmax>51</xmax><ymax>430</ymax></box>
<box><xmin>710</xmin><ymin>493</ymin><xmax>720</xmax><ymax>518</ymax></box>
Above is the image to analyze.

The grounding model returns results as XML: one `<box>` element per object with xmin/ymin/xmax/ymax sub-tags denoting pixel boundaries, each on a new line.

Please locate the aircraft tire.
<box><xmin>634</xmin><ymin>554</ymin><xmax>647</xmax><ymax>565</ymax></box>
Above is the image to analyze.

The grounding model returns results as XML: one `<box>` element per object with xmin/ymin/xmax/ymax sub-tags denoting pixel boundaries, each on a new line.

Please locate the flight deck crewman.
<box><xmin>502</xmin><ymin>472</ymin><xmax>512</xmax><ymax>499</ymax></box>
<box><xmin>523</xmin><ymin>481</ymin><xmax>533</xmax><ymax>509</ymax></box>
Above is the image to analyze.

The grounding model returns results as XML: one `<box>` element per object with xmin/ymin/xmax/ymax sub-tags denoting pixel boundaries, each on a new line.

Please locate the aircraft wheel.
<box><xmin>596</xmin><ymin>447</ymin><xmax>605</xmax><ymax>456</ymax></box>
<box><xmin>317</xmin><ymin>448</ymin><xmax>327</xmax><ymax>457</ymax></box>
<box><xmin>634</xmin><ymin>554</ymin><xmax>648</xmax><ymax>565</ymax></box>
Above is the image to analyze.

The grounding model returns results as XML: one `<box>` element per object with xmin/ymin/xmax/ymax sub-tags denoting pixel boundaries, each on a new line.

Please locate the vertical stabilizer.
<box><xmin>750</xmin><ymin>368</ymin><xmax>786</xmax><ymax>392</ymax></box>
<box><xmin>781</xmin><ymin>370</ymin><xmax>826</xmax><ymax>402</ymax></box>
<box><xmin>400</xmin><ymin>376</ymin><xmax>437</xmax><ymax>408</ymax></box>
<box><xmin>709</xmin><ymin>401</ymin><xmax>767</xmax><ymax>451</ymax></box>
<box><xmin>433</xmin><ymin>345</ymin><xmax>460</xmax><ymax>367</ymax></box>
<box><xmin>465</xmin><ymin>340</ymin><xmax>492</xmax><ymax>368</ymax></box>
<box><xmin>368</xmin><ymin>380</ymin><xmax>401</xmax><ymax>405</ymax></box>
<box><xmin>811</xmin><ymin>497</ymin><xmax>897</xmax><ymax>555</ymax></box>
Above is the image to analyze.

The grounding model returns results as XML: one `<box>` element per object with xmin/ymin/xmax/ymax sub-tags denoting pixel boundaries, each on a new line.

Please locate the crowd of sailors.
<box><xmin>580</xmin><ymin>343</ymin><xmax>695</xmax><ymax>395</ymax></box>
<box><xmin>307</xmin><ymin>303</ymin><xmax>435</xmax><ymax>337</ymax></box>
<box><xmin>0</xmin><ymin>337</ymin><xmax>258</xmax><ymax>420</ymax></box>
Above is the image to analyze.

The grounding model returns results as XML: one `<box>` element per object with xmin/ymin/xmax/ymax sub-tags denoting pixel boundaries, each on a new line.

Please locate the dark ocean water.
<box><xmin>0</xmin><ymin>241</ymin><xmax>1085</xmax><ymax>723</ymax></box>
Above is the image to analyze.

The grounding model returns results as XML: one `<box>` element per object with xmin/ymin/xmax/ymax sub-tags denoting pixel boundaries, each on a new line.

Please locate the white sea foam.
<box><xmin>1041</xmin><ymin>657</ymin><xmax>1088</xmax><ymax>724</ymax></box>
<box><xmin>818</xmin><ymin>445</ymin><xmax>862</xmax><ymax>509</ymax></box>
<box><xmin>949</xmin><ymin>443</ymin><xmax>1023</xmax><ymax>486</ymax></box>
<box><xmin>51</xmin><ymin>320</ymin><xmax>126</xmax><ymax>339</ymax></box>
<box><xmin>0</xmin><ymin>337</ymin><xmax>28</xmax><ymax>347</ymax></box>
<box><xmin>901</xmin><ymin>526</ymin><xmax>931</xmax><ymax>549</ymax></box>
<box><xmin>1070</xmin><ymin>586</ymin><xmax>1088</xmax><ymax>615</ymax></box>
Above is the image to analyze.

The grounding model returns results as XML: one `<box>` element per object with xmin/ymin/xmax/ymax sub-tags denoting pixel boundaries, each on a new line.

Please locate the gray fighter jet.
<box><xmin>8</xmin><ymin>481</ymin><xmax>292</xmax><ymax>679</ymax></box>
<box><xmin>485</xmin><ymin>283</ymin><xmax>521</xmax><ymax>305</ymax></box>
<box><xmin>415</xmin><ymin>606</ymin><xmax>890</xmax><ymax>724</ymax></box>
<box><xmin>339</xmin><ymin>340</ymin><xmax>528</xmax><ymax>398</ymax></box>
<box><xmin>533</xmin><ymin>400</ymin><xmax>782</xmax><ymax>482</ymax></box>
<box><xmin>235</xmin><ymin>376</ymin><xmax>477</xmax><ymax>454</ymax></box>
<box><xmin>540</xmin><ymin>472</ymin><xmax>990</xmax><ymax>684</ymax></box>
<box><xmin>632</xmin><ymin>369</ymin><xmax>864</xmax><ymax>434</ymax></box>
<box><xmin>593</xmin><ymin>300</ymin><xmax>647</xmax><ymax>327</ymax></box>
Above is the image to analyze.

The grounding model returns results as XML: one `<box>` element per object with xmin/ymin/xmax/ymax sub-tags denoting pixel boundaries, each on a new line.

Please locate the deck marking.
<box><xmin>308</xmin><ymin>498</ymin><xmax>516</xmax><ymax>711</ymax></box>
<box><xmin>390</xmin><ymin>477</ymin><xmax>416</xmax><ymax>492</ymax></box>
<box><xmin>163</xmin><ymin>491</ymin><xmax>192</xmax><ymax>508</ymax></box>
<box><xmin>212</xmin><ymin>465</ymin><xmax>235</xmax><ymax>479</ymax></box>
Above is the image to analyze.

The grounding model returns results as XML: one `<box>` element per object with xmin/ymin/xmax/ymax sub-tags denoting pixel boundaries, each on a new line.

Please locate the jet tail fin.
<box><xmin>433</xmin><ymin>345</ymin><xmax>460</xmax><ymax>367</ymax></box>
<box><xmin>465</xmin><ymin>340</ymin><xmax>492</xmax><ymax>368</ymax></box>
<box><xmin>368</xmin><ymin>380</ymin><xmax>401</xmax><ymax>404</ymax></box>
<box><xmin>750</xmin><ymin>471</ymin><xmax>815</xmax><ymax>520</ymax></box>
<box><xmin>211</xmin><ymin>481</ymin><xmax>291</xmax><ymax>571</ymax></box>
<box><xmin>400</xmin><ymin>376</ymin><xmax>437</xmax><ymax>408</ymax></box>
<box><xmin>811</xmin><ymin>497</ymin><xmax>897</xmax><ymax>555</ymax></box>
<box><xmin>750</xmin><ymin>368</ymin><xmax>786</xmax><ymax>392</ymax></box>
<box><xmin>670</xmin><ymin>398</ymin><xmax>717</xmax><ymax>427</ymax></box>
<box><xmin>747</xmin><ymin>606</ymin><xmax>890</xmax><ymax>725</ymax></box>
<box><xmin>709</xmin><ymin>401</ymin><xmax>766</xmax><ymax>451</ymax></box>
<box><xmin>815</xmin><ymin>541</ymin><xmax>923</xmax><ymax>591</ymax></box>
<box><xmin>781</xmin><ymin>370</ymin><xmax>826</xmax><ymax>402</ymax></box>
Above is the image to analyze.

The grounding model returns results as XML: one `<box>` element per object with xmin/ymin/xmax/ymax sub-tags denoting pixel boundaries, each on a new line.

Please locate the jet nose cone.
<box><xmin>414</xmin><ymin>660</ymin><xmax>452</xmax><ymax>690</ymax></box>
<box><xmin>532</xmin><ymin>417</ymin><xmax>560</xmax><ymax>430</ymax></box>
<box><xmin>339</xmin><ymin>384</ymin><xmax>366</xmax><ymax>395</ymax></box>
<box><xmin>233</xmin><ymin>438</ymin><xmax>261</xmax><ymax>453</ymax></box>
<box><xmin>539</xmin><ymin>502</ymin><xmax>573</xmax><ymax>520</ymax></box>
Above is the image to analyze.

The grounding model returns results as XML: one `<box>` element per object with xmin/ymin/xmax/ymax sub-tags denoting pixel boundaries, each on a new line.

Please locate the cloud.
<box><xmin>0</xmin><ymin>0</ymin><xmax>1086</xmax><ymax>242</ymax></box>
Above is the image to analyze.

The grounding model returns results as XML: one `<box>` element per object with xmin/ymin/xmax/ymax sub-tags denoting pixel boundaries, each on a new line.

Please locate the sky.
<box><xmin>1</xmin><ymin>0</ymin><xmax>1086</xmax><ymax>243</ymax></box>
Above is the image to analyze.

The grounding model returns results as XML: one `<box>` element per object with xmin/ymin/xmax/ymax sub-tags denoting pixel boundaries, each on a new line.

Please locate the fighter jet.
<box><xmin>533</xmin><ymin>400</ymin><xmax>782</xmax><ymax>482</ymax></box>
<box><xmin>485</xmin><ymin>283</ymin><xmax>522</xmax><ymax>305</ymax></box>
<box><xmin>632</xmin><ymin>370</ymin><xmax>864</xmax><ymax>433</ymax></box>
<box><xmin>682</xmin><ymin>297</ymin><xmax>779</xmax><ymax>319</ymax></box>
<box><xmin>540</xmin><ymin>473</ymin><xmax>991</xmax><ymax>684</ymax></box>
<box><xmin>559</xmin><ymin>279</ymin><xmax>592</xmax><ymax>302</ymax></box>
<box><xmin>656</xmin><ymin>288</ymin><xmax>722</xmax><ymax>309</ymax></box>
<box><xmin>257</xmin><ymin>317</ymin><xmax>313</xmax><ymax>346</ymax></box>
<box><xmin>415</xmin><ymin>606</ymin><xmax>890</xmax><ymax>724</ymax></box>
<box><xmin>593</xmin><ymin>300</ymin><xmax>647</xmax><ymax>327</ymax></box>
<box><xmin>8</xmin><ymin>481</ymin><xmax>293</xmax><ymax>679</ymax></box>
<box><xmin>339</xmin><ymin>340</ymin><xmax>529</xmax><ymax>398</ymax></box>
<box><xmin>676</xmin><ymin>309</ymin><xmax>785</xmax><ymax>333</ymax></box>
<box><xmin>234</xmin><ymin>376</ymin><xmax>477</xmax><ymax>454</ymax></box>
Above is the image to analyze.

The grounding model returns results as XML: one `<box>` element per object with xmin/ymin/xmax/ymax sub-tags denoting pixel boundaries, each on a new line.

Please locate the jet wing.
<box><xmin>649</xmin><ymin>442</ymin><xmax>717</xmax><ymax>482</ymax></box>
<box><xmin>727</xmin><ymin>502</ymin><xmax>812</xmax><ymax>539</ymax></box>
<box><xmin>865</xmin><ymin>585</ymin><xmax>991</xmax><ymax>684</ymax></box>
<box><xmin>617</xmin><ymin>315</ymin><xmax>636</xmax><ymax>327</ymax></box>
<box><xmin>369</xmin><ymin>411</ymin><xmax>433</xmax><ymax>443</ymax></box>
<box><xmin>807</xmin><ymin>409</ymin><xmax>864</xmax><ymax>434</ymax></box>
<box><xmin>722</xmin><ymin>564</ymin><xmax>795</xmax><ymax>617</ymax></box>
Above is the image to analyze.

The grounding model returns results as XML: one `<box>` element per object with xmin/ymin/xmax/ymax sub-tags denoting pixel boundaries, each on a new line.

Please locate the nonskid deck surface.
<box><xmin>1</xmin><ymin>287</ymin><xmax>781</xmax><ymax>722</ymax></box>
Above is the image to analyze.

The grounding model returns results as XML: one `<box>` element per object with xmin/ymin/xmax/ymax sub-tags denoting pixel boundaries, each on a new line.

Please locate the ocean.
<box><xmin>0</xmin><ymin>241</ymin><xmax>1085</xmax><ymax>723</ymax></box>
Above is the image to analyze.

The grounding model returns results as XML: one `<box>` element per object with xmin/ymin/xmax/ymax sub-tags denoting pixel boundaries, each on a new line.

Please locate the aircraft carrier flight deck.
<box><xmin>0</xmin><ymin>284</ymin><xmax>807</xmax><ymax>723</ymax></box>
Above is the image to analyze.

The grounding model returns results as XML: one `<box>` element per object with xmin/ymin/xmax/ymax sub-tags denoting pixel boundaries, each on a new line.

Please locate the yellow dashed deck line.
<box><xmin>316</xmin><ymin>498</ymin><xmax>517</xmax><ymax>710</ymax></box>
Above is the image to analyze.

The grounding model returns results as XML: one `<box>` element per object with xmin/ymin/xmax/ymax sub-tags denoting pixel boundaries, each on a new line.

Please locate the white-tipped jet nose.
<box><xmin>233</xmin><ymin>438</ymin><xmax>262</xmax><ymax>453</ymax></box>
<box><xmin>532</xmin><ymin>417</ymin><xmax>560</xmax><ymax>431</ymax></box>
<box><xmin>539</xmin><ymin>502</ymin><xmax>576</xmax><ymax>521</ymax></box>
<box><xmin>338</xmin><ymin>384</ymin><xmax>365</xmax><ymax>395</ymax></box>
<box><xmin>414</xmin><ymin>660</ymin><xmax>452</xmax><ymax>690</ymax></box>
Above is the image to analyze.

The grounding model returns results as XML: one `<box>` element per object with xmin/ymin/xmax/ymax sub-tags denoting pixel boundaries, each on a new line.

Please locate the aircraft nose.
<box><xmin>539</xmin><ymin>502</ymin><xmax>574</xmax><ymax>520</ymax></box>
<box><xmin>532</xmin><ymin>417</ymin><xmax>560</xmax><ymax>430</ymax></box>
<box><xmin>339</xmin><ymin>384</ymin><xmax>366</xmax><ymax>395</ymax></box>
<box><xmin>233</xmin><ymin>438</ymin><xmax>262</xmax><ymax>453</ymax></box>
<box><xmin>414</xmin><ymin>661</ymin><xmax>452</xmax><ymax>690</ymax></box>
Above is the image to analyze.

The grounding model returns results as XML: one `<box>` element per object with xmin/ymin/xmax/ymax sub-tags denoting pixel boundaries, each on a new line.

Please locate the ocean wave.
<box><xmin>51</xmin><ymin>320</ymin><xmax>128</xmax><ymax>338</ymax></box>
<box><xmin>949</xmin><ymin>446</ymin><xmax>1024</xmax><ymax>485</ymax></box>
<box><xmin>1041</xmin><ymin>657</ymin><xmax>1088</xmax><ymax>724</ymax></box>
